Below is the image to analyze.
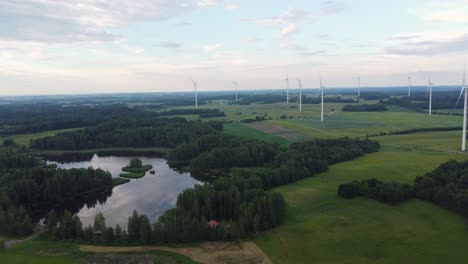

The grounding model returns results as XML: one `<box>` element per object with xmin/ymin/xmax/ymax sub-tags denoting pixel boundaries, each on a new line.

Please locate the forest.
<box><xmin>0</xmin><ymin>103</ymin><xmax>154</xmax><ymax>135</ymax></box>
<box><xmin>338</xmin><ymin>159</ymin><xmax>468</xmax><ymax>217</ymax></box>
<box><xmin>31</xmin><ymin>118</ymin><xmax>222</xmax><ymax>150</ymax></box>
<box><xmin>0</xmin><ymin>152</ymin><xmax>113</xmax><ymax>236</ymax></box>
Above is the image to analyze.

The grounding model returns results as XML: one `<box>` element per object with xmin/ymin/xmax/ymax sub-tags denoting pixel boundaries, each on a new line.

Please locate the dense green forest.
<box><xmin>0</xmin><ymin>104</ymin><xmax>153</xmax><ymax>135</ymax></box>
<box><xmin>31</xmin><ymin>118</ymin><xmax>222</xmax><ymax>150</ymax></box>
<box><xmin>338</xmin><ymin>159</ymin><xmax>468</xmax><ymax>217</ymax></box>
<box><xmin>0</xmin><ymin>153</ymin><xmax>112</xmax><ymax>236</ymax></box>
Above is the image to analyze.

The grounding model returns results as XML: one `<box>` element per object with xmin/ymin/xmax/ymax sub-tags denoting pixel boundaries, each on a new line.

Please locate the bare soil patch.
<box><xmin>80</xmin><ymin>241</ymin><xmax>271</xmax><ymax>264</ymax></box>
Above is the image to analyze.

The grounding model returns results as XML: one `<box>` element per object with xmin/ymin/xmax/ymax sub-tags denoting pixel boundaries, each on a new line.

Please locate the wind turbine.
<box><xmin>297</xmin><ymin>78</ymin><xmax>303</xmax><ymax>112</ymax></box>
<box><xmin>285</xmin><ymin>75</ymin><xmax>290</xmax><ymax>104</ymax></box>
<box><xmin>408</xmin><ymin>74</ymin><xmax>412</xmax><ymax>97</ymax></box>
<box><xmin>427</xmin><ymin>79</ymin><xmax>433</xmax><ymax>116</ymax></box>
<box><xmin>357</xmin><ymin>76</ymin><xmax>361</xmax><ymax>97</ymax></box>
<box><xmin>456</xmin><ymin>62</ymin><xmax>467</xmax><ymax>151</ymax></box>
<box><xmin>320</xmin><ymin>78</ymin><xmax>325</xmax><ymax>122</ymax></box>
<box><xmin>233</xmin><ymin>80</ymin><xmax>238</xmax><ymax>101</ymax></box>
<box><xmin>192</xmin><ymin>80</ymin><xmax>198</xmax><ymax>109</ymax></box>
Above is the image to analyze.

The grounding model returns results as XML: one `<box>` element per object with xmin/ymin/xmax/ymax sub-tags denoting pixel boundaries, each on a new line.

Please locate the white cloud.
<box><xmin>280</xmin><ymin>23</ymin><xmax>298</xmax><ymax>38</ymax></box>
<box><xmin>225</xmin><ymin>2</ymin><xmax>239</xmax><ymax>10</ymax></box>
<box><xmin>385</xmin><ymin>32</ymin><xmax>468</xmax><ymax>55</ymax></box>
<box><xmin>203</xmin><ymin>43</ymin><xmax>223</xmax><ymax>53</ymax></box>
<box><xmin>0</xmin><ymin>0</ymin><xmax>194</xmax><ymax>43</ymax></box>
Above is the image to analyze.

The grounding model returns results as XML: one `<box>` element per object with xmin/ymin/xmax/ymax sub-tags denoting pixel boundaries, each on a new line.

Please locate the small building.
<box><xmin>207</xmin><ymin>220</ymin><xmax>219</xmax><ymax>229</ymax></box>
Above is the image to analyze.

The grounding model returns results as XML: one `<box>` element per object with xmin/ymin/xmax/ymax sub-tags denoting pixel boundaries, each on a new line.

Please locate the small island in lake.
<box><xmin>120</xmin><ymin>158</ymin><xmax>153</xmax><ymax>179</ymax></box>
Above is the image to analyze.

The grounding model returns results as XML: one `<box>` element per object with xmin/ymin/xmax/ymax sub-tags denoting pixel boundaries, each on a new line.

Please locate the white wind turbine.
<box><xmin>297</xmin><ymin>78</ymin><xmax>303</xmax><ymax>112</ymax></box>
<box><xmin>285</xmin><ymin>75</ymin><xmax>290</xmax><ymax>104</ymax></box>
<box><xmin>192</xmin><ymin>80</ymin><xmax>198</xmax><ymax>109</ymax></box>
<box><xmin>233</xmin><ymin>80</ymin><xmax>238</xmax><ymax>101</ymax></box>
<box><xmin>456</xmin><ymin>62</ymin><xmax>467</xmax><ymax>151</ymax></box>
<box><xmin>427</xmin><ymin>79</ymin><xmax>433</xmax><ymax>116</ymax></box>
<box><xmin>408</xmin><ymin>74</ymin><xmax>412</xmax><ymax>97</ymax></box>
<box><xmin>320</xmin><ymin>78</ymin><xmax>325</xmax><ymax>122</ymax></box>
<box><xmin>357</xmin><ymin>76</ymin><xmax>361</xmax><ymax>97</ymax></box>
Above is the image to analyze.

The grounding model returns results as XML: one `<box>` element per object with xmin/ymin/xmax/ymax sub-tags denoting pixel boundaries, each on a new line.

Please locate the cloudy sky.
<box><xmin>0</xmin><ymin>0</ymin><xmax>467</xmax><ymax>95</ymax></box>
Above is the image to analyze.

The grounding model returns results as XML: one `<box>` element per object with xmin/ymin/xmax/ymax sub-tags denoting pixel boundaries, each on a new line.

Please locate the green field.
<box><xmin>223</xmin><ymin>123</ymin><xmax>290</xmax><ymax>146</ymax></box>
<box><xmin>254</xmin><ymin>132</ymin><xmax>468</xmax><ymax>264</ymax></box>
<box><xmin>0</xmin><ymin>240</ymin><xmax>199</xmax><ymax>264</ymax></box>
<box><xmin>2</xmin><ymin>128</ymin><xmax>82</xmax><ymax>148</ymax></box>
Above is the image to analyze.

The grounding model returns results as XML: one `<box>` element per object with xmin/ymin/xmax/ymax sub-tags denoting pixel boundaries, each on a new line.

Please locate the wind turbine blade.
<box><xmin>456</xmin><ymin>87</ymin><xmax>464</xmax><ymax>107</ymax></box>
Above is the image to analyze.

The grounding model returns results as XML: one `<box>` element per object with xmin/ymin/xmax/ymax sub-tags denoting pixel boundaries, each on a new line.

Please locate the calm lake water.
<box><xmin>47</xmin><ymin>155</ymin><xmax>200</xmax><ymax>227</ymax></box>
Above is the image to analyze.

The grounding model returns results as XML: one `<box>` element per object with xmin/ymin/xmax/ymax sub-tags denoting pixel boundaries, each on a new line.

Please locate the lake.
<box><xmin>47</xmin><ymin>155</ymin><xmax>200</xmax><ymax>227</ymax></box>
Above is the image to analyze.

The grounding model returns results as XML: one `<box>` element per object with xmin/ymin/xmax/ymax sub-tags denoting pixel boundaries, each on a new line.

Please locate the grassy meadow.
<box><xmin>253</xmin><ymin>131</ymin><xmax>468</xmax><ymax>264</ymax></box>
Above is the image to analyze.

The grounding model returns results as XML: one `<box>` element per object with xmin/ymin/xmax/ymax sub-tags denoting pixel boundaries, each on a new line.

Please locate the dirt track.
<box><xmin>246</xmin><ymin>122</ymin><xmax>298</xmax><ymax>140</ymax></box>
<box><xmin>80</xmin><ymin>241</ymin><xmax>272</xmax><ymax>264</ymax></box>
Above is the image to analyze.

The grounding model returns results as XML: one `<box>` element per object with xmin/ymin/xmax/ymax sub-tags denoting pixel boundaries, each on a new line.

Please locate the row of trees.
<box><xmin>31</xmin><ymin>118</ymin><xmax>222</xmax><ymax>150</ymax></box>
<box><xmin>338</xmin><ymin>178</ymin><xmax>413</xmax><ymax>203</ymax></box>
<box><xmin>338</xmin><ymin>160</ymin><xmax>468</xmax><ymax>217</ymax></box>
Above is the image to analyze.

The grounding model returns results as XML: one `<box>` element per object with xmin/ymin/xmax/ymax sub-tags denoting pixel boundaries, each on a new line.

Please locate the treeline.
<box><xmin>337</xmin><ymin>160</ymin><xmax>468</xmax><ymax>218</ymax></box>
<box><xmin>155</xmin><ymin>108</ymin><xmax>225</xmax><ymax>118</ymax></box>
<box><xmin>302</xmin><ymin>96</ymin><xmax>356</xmax><ymax>104</ymax></box>
<box><xmin>31</xmin><ymin>118</ymin><xmax>222</xmax><ymax>150</ymax></box>
<box><xmin>0</xmin><ymin>103</ymin><xmax>153</xmax><ymax>135</ymax></box>
<box><xmin>0</xmin><ymin>152</ymin><xmax>113</xmax><ymax>236</ymax></box>
<box><xmin>384</xmin><ymin>93</ymin><xmax>464</xmax><ymax>112</ymax></box>
<box><xmin>367</xmin><ymin>126</ymin><xmax>462</xmax><ymax>137</ymax></box>
<box><xmin>359</xmin><ymin>93</ymin><xmax>390</xmax><ymax>100</ymax></box>
<box><xmin>342</xmin><ymin>103</ymin><xmax>387</xmax><ymax>112</ymax></box>
<box><xmin>338</xmin><ymin>178</ymin><xmax>413</xmax><ymax>203</ymax></box>
<box><xmin>169</xmin><ymin>134</ymin><xmax>379</xmax><ymax>176</ymax></box>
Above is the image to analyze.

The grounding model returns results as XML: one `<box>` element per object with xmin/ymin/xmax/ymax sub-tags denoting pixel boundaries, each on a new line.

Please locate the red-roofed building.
<box><xmin>207</xmin><ymin>220</ymin><xmax>219</xmax><ymax>229</ymax></box>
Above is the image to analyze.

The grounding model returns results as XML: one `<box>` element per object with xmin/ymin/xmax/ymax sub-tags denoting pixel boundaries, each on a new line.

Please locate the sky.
<box><xmin>0</xmin><ymin>0</ymin><xmax>467</xmax><ymax>95</ymax></box>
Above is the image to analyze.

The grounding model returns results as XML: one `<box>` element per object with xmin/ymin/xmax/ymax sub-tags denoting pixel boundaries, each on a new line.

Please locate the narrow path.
<box><xmin>3</xmin><ymin>226</ymin><xmax>45</xmax><ymax>249</ymax></box>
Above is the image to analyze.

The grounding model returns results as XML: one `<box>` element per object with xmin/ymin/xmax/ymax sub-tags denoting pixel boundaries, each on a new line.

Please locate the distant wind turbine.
<box><xmin>320</xmin><ymin>78</ymin><xmax>325</xmax><ymax>122</ymax></box>
<box><xmin>285</xmin><ymin>75</ymin><xmax>290</xmax><ymax>104</ymax></box>
<box><xmin>233</xmin><ymin>80</ymin><xmax>238</xmax><ymax>101</ymax></box>
<box><xmin>192</xmin><ymin>80</ymin><xmax>198</xmax><ymax>109</ymax></box>
<box><xmin>408</xmin><ymin>74</ymin><xmax>412</xmax><ymax>97</ymax></box>
<box><xmin>357</xmin><ymin>76</ymin><xmax>361</xmax><ymax>97</ymax></box>
<box><xmin>297</xmin><ymin>78</ymin><xmax>303</xmax><ymax>112</ymax></box>
<box><xmin>456</xmin><ymin>62</ymin><xmax>467</xmax><ymax>151</ymax></box>
<box><xmin>428</xmin><ymin>79</ymin><xmax>433</xmax><ymax>116</ymax></box>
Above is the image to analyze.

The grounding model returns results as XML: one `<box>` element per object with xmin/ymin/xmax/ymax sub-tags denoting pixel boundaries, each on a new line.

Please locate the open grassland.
<box><xmin>167</xmin><ymin>100</ymin><xmax>462</xmax><ymax>142</ymax></box>
<box><xmin>223</xmin><ymin>123</ymin><xmax>290</xmax><ymax>146</ymax></box>
<box><xmin>254</xmin><ymin>132</ymin><xmax>468</xmax><ymax>264</ymax></box>
<box><xmin>2</xmin><ymin>128</ymin><xmax>81</xmax><ymax>147</ymax></box>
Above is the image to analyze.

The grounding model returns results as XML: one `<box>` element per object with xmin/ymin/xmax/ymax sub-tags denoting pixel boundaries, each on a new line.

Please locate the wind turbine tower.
<box><xmin>408</xmin><ymin>75</ymin><xmax>412</xmax><ymax>97</ymax></box>
<box><xmin>192</xmin><ymin>80</ymin><xmax>198</xmax><ymax>109</ymax></box>
<box><xmin>285</xmin><ymin>75</ymin><xmax>290</xmax><ymax>104</ymax></box>
<box><xmin>357</xmin><ymin>76</ymin><xmax>361</xmax><ymax>97</ymax></box>
<box><xmin>233</xmin><ymin>80</ymin><xmax>238</xmax><ymax>101</ymax></box>
<box><xmin>428</xmin><ymin>79</ymin><xmax>433</xmax><ymax>116</ymax></box>
<box><xmin>456</xmin><ymin>62</ymin><xmax>467</xmax><ymax>151</ymax></box>
<box><xmin>320</xmin><ymin>78</ymin><xmax>325</xmax><ymax>122</ymax></box>
<box><xmin>297</xmin><ymin>78</ymin><xmax>303</xmax><ymax>112</ymax></box>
